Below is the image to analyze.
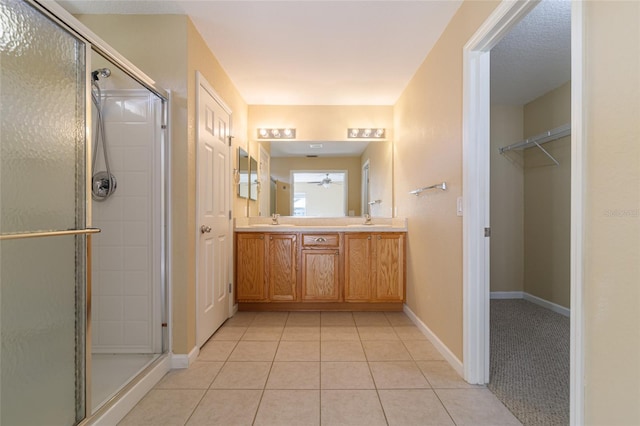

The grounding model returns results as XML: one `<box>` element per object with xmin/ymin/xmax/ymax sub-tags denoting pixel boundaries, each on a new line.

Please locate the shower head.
<box><xmin>91</xmin><ymin>68</ymin><xmax>111</xmax><ymax>81</ymax></box>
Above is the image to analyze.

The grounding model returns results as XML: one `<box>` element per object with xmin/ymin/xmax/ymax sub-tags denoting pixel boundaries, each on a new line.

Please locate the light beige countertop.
<box><xmin>234</xmin><ymin>217</ymin><xmax>407</xmax><ymax>232</ymax></box>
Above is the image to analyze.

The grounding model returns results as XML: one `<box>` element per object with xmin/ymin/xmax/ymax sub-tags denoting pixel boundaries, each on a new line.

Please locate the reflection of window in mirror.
<box><xmin>238</xmin><ymin>148</ymin><xmax>249</xmax><ymax>199</ymax></box>
<box><xmin>249</xmin><ymin>156</ymin><xmax>258</xmax><ymax>201</ymax></box>
<box><xmin>291</xmin><ymin>171</ymin><xmax>347</xmax><ymax>217</ymax></box>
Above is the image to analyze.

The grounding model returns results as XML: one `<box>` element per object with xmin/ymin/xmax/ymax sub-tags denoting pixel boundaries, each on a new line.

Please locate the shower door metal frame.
<box><xmin>22</xmin><ymin>1</ymin><xmax>171</xmax><ymax>423</ymax></box>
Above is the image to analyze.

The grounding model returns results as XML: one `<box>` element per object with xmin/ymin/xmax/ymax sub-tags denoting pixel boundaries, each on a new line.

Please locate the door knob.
<box><xmin>200</xmin><ymin>225</ymin><xmax>212</xmax><ymax>234</ymax></box>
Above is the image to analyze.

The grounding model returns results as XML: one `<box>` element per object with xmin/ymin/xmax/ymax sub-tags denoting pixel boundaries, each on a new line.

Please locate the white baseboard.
<box><xmin>523</xmin><ymin>292</ymin><xmax>571</xmax><ymax>317</ymax></box>
<box><xmin>170</xmin><ymin>345</ymin><xmax>199</xmax><ymax>369</ymax></box>
<box><xmin>490</xmin><ymin>291</ymin><xmax>570</xmax><ymax>317</ymax></box>
<box><xmin>91</xmin><ymin>355</ymin><xmax>170</xmax><ymax>426</ymax></box>
<box><xmin>403</xmin><ymin>304</ymin><xmax>464</xmax><ymax>377</ymax></box>
<box><xmin>231</xmin><ymin>303</ymin><xmax>239</xmax><ymax>316</ymax></box>
<box><xmin>490</xmin><ymin>291</ymin><xmax>524</xmax><ymax>299</ymax></box>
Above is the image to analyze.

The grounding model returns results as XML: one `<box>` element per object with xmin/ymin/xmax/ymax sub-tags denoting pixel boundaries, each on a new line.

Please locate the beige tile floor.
<box><xmin>119</xmin><ymin>311</ymin><xmax>521</xmax><ymax>426</ymax></box>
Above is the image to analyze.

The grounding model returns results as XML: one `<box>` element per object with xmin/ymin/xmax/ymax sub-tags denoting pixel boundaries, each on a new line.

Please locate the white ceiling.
<box><xmin>59</xmin><ymin>0</ymin><xmax>571</xmax><ymax>107</ymax></box>
<box><xmin>59</xmin><ymin>0</ymin><xmax>463</xmax><ymax>105</ymax></box>
<box><xmin>491</xmin><ymin>0</ymin><xmax>571</xmax><ymax>106</ymax></box>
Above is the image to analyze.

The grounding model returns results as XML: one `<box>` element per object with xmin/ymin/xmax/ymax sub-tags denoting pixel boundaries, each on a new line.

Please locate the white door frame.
<box><xmin>461</xmin><ymin>0</ymin><xmax>584</xmax><ymax>424</ymax></box>
<box><xmin>195</xmin><ymin>71</ymin><xmax>233</xmax><ymax>346</ymax></box>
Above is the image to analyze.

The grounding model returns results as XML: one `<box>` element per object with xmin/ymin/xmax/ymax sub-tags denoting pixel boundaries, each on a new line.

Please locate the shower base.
<box><xmin>91</xmin><ymin>353</ymin><xmax>158</xmax><ymax>413</ymax></box>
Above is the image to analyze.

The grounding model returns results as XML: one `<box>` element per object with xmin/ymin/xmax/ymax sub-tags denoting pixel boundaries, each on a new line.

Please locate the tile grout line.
<box><xmin>363</xmin><ymin>331</ymin><xmax>392</xmax><ymax>426</ymax></box>
<box><xmin>251</xmin><ymin>311</ymin><xmax>288</xmax><ymax>425</ymax></box>
<box><xmin>432</xmin><ymin>387</ymin><xmax>459</xmax><ymax>425</ymax></box>
<box><xmin>180</xmin><ymin>342</ymin><xmax>233</xmax><ymax>426</ymax></box>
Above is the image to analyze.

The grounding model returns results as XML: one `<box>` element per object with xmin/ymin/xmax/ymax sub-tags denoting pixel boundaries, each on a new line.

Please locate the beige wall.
<box><xmin>393</xmin><ymin>0</ymin><xmax>499</xmax><ymax>360</ymax></box>
<box><xmin>583</xmin><ymin>2</ymin><xmax>640</xmax><ymax>423</ymax></box>
<box><xmin>78</xmin><ymin>15</ymin><xmax>249</xmax><ymax>355</ymax></box>
<box><xmin>490</xmin><ymin>104</ymin><xmax>524</xmax><ymax>293</ymax></box>
<box><xmin>523</xmin><ymin>82</ymin><xmax>571</xmax><ymax>308</ymax></box>
<box><xmin>271</xmin><ymin>156</ymin><xmax>362</xmax><ymax>216</ymax></box>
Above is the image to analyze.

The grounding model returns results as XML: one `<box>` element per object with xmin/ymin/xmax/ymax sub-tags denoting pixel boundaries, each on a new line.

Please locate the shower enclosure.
<box><xmin>0</xmin><ymin>0</ymin><xmax>169</xmax><ymax>424</ymax></box>
<box><xmin>88</xmin><ymin>52</ymin><xmax>167</xmax><ymax>414</ymax></box>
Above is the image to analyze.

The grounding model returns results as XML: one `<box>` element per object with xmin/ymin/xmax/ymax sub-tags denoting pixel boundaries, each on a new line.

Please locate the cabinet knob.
<box><xmin>260</xmin><ymin>235</ymin><xmax>264</xmax><ymax>240</ymax></box>
<box><xmin>270</xmin><ymin>236</ymin><xmax>273</xmax><ymax>240</ymax></box>
<box><xmin>377</xmin><ymin>236</ymin><xmax>382</xmax><ymax>240</ymax></box>
<box><xmin>335</xmin><ymin>251</ymin><xmax>339</xmax><ymax>255</ymax></box>
<box><xmin>367</xmin><ymin>236</ymin><xmax>371</xmax><ymax>240</ymax></box>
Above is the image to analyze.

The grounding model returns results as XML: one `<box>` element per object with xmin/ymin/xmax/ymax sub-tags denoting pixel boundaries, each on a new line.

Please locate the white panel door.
<box><xmin>196</xmin><ymin>74</ymin><xmax>231</xmax><ymax>347</ymax></box>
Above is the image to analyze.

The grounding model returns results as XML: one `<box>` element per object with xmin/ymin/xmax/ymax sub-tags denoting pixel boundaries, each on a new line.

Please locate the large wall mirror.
<box><xmin>266</xmin><ymin>139</ymin><xmax>393</xmax><ymax>218</ymax></box>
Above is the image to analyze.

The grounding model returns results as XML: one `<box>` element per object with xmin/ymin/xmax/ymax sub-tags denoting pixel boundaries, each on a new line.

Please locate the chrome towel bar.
<box><xmin>409</xmin><ymin>182</ymin><xmax>447</xmax><ymax>196</ymax></box>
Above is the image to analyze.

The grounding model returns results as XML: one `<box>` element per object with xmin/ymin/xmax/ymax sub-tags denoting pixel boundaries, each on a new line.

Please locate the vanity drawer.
<box><xmin>302</xmin><ymin>234</ymin><xmax>340</xmax><ymax>247</ymax></box>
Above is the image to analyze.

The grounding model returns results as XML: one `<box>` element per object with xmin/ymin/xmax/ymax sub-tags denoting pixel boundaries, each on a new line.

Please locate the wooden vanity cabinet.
<box><xmin>235</xmin><ymin>230</ymin><xmax>405</xmax><ymax>310</ymax></box>
<box><xmin>301</xmin><ymin>234</ymin><xmax>342</xmax><ymax>301</ymax></box>
<box><xmin>345</xmin><ymin>233</ymin><xmax>405</xmax><ymax>302</ymax></box>
<box><xmin>235</xmin><ymin>232</ymin><xmax>298</xmax><ymax>302</ymax></box>
<box><xmin>236</xmin><ymin>233</ymin><xmax>267</xmax><ymax>301</ymax></box>
<box><xmin>267</xmin><ymin>234</ymin><xmax>297</xmax><ymax>301</ymax></box>
<box><xmin>373</xmin><ymin>233</ymin><xmax>405</xmax><ymax>301</ymax></box>
<box><xmin>344</xmin><ymin>233</ymin><xmax>373</xmax><ymax>301</ymax></box>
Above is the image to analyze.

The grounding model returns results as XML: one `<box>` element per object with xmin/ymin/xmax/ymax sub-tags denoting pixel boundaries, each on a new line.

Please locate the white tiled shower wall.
<box><xmin>91</xmin><ymin>90</ymin><xmax>162</xmax><ymax>354</ymax></box>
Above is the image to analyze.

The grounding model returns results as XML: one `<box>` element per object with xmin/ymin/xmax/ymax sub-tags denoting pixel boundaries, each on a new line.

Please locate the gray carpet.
<box><xmin>488</xmin><ymin>299</ymin><xmax>570</xmax><ymax>426</ymax></box>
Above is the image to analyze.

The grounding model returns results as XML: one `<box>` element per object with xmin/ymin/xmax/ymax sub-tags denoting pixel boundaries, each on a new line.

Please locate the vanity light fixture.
<box><xmin>257</xmin><ymin>128</ymin><xmax>296</xmax><ymax>139</ymax></box>
<box><xmin>347</xmin><ymin>128</ymin><xmax>386</xmax><ymax>139</ymax></box>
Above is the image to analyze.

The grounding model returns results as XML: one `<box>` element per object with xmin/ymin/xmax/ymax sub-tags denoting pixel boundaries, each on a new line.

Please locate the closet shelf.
<box><xmin>498</xmin><ymin>123</ymin><xmax>570</xmax><ymax>166</ymax></box>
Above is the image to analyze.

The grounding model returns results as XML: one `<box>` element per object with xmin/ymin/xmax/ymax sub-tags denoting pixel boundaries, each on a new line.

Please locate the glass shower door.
<box><xmin>1</xmin><ymin>0</ymin><xmax>88</xmax><ymax>424</ymax></box>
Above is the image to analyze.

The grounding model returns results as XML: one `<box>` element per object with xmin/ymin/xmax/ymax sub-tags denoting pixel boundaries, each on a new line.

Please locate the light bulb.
<box><xmin>283</xmin><ymin>128</ymin><xmax>292</xmax><ymax>137</ymax></box>
<box><xmin>363</xmin><ymin>129</ymin><xmax>372</xmax><ymax>137</ymax></box>
<box><xmin>271</xmin><ymin>129</ymin><xmax>280</xmax><ymax>137</ymax></box>
<box><xmin>350</xmin><ymin>129</ymin><xmax>359</xmax><ymax>138</ymax></box>
<box><xmin>259</xmin><ymin>129</ymin><xmax>268</xmax><ymax>137</ymax></box>
<box><xmin>375</xmin><ymin>129</ymin><xmax>384</xmax><ymax>138</ymax></box>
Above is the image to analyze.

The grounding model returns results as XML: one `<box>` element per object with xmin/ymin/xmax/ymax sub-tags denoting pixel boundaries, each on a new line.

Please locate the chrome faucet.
<box><xmin>363</xmin><ymin>214</ymin><xmax>372</xmax><ymax>225</ymax></box>
<box><xmin>271</xmin><ymin>213</ymin><xmax>280</xmax><ymax>225</ymax></box>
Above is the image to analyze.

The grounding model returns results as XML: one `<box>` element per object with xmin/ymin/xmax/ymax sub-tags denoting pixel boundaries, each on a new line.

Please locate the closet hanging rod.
<box><xmin>499</xmin><ymin>123</ymin><xmax>571</xmax><ymax>154</ymax></box>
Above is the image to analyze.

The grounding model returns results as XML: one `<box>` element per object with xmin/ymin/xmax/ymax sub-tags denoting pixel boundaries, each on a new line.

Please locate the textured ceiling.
<box><xmin>491</xmin><ymin>0</ymin><xmax>571</xmax><ymax>106</ymax></box>
<box><xmin>59</xmin><ymin>0</ymin><xmax>571</xmax><ymax>107</ymax></box>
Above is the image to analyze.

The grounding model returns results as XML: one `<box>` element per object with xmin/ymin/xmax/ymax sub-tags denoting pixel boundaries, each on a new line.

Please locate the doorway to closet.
<box><xmin>488</xmin><ymin>1</ymin><xmax>571</xmax><ymax>424</ymax></box>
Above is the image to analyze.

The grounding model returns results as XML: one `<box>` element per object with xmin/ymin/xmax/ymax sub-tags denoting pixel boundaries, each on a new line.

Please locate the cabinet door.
<box><xmin>344</xmin><ymin>234</ymin><xmax>372</xmax><ymax>301</ymax></box>
<box><xmin>301</xmin><ymin>249</ymin><xmax>341</xmax><ymax>301</ymax></box>
<box><xmin>268</xmin><ymin>234</ymin><xmax>297</xmax><ymax>301</ymax></box>
<box><xmin>374</xmin><ymin>234</ymin><xmax>405</xmax><ymax>301</ymax></box>
<box><xmin>236</xmin><ymin>233</ymin><xmax>267</xmax><ymax>301</ymax></box>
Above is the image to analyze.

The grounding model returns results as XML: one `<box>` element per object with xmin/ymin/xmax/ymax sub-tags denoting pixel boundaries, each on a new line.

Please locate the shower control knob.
<box><xmin>200</xmin><ymin>225</ymin><xmax>212</xmax><ymax>234</ymax></box>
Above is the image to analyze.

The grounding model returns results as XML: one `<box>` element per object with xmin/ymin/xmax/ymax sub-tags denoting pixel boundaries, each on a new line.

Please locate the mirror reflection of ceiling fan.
<box><xmin>309</xmin><ymin>173</ymin><xmax>343</xmax><ymax>187</ymax></box>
